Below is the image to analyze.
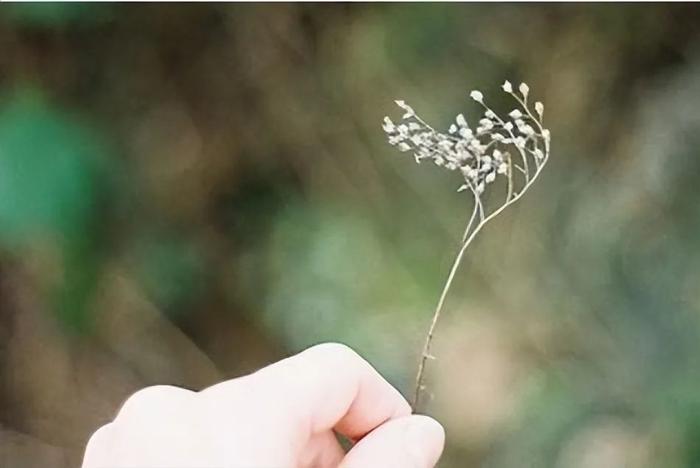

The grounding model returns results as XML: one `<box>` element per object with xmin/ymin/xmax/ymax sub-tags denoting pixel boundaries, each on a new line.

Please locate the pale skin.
<box><xmin>82</xmin><ymin>343</ymin><xmax>445</xmax><ymax>468</ymax></box>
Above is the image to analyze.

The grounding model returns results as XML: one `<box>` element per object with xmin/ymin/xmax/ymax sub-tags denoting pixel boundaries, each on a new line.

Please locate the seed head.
<box><xmin>383</xmin><ymin>81</ymin><xmax>550</xmax><ymax>203</ymax></box>
<box><xmin>519</xmin><ymin>83</ymin><xmax>529</xmax><ymax>99</ymax></box>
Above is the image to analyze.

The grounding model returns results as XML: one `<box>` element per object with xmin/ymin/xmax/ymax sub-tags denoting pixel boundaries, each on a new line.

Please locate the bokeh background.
<box><xmin>2</xmin><ymin>4</ymin><xmax>700</xmax><ymax>467</ymax></box>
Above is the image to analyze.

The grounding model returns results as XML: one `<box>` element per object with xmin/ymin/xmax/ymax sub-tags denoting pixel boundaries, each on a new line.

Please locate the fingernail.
<box><xmin>404</xmin><ymin>415</ymin><xmax>446</xmax><ymax>467</ymax></box>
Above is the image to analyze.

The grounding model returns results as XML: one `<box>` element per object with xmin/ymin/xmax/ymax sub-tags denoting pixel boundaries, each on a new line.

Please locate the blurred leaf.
<box><xmin>0</xmin><ymin>90</ymin><xmax>104</xmax><ymax>245</ymax></box>
<box><xmin>0</xmin><ymin>89</ymin><xmax>111</xmax><ymax>332</ymax></box>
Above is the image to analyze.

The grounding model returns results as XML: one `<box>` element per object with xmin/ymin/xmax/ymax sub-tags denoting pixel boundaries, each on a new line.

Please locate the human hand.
<box><xmin>82</xmin><ymin>343</ymin><xmax>445</xmax><ymax>468</ymax></box>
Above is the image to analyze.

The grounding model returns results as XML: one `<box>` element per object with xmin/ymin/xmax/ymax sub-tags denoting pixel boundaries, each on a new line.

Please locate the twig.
<box><xmin>383</xmin><ymin>81</ymin><xmax>551</xmax><ymax>411</ymax></box>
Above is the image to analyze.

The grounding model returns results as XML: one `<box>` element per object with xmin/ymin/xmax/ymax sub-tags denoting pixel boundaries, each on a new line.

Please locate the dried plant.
<box><xmin>383</xmin><ymin>81</ymin><xmax>551</xmax><ymax>409</ymax></box>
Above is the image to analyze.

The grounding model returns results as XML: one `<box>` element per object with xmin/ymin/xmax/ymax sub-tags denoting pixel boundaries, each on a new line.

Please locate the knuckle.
<box><xmin>125</xmin><ymin>384</ymin><xmax>187</xmax><ymax>404</ymax></box>
<box><xmin>117</xmin><ymin>385</ymin><xmax>194</xmax><ymax>420</ymax></box>
<box><xmin>309</xmin><ymin>342</ymin><xmax>364</xmax><ymax>367</ymax></box>
<box><xmin>82</xmin><ymin>422</ymin><xmax>115</xmax><ymax>466</ymax></box>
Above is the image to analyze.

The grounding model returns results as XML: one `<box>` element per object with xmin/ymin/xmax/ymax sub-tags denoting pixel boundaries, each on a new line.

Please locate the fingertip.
<box><xmin>404</xmin><ymin>415</ymin><xmax>445</xmax><ymax>467</ymax></box>
<box><xmin>339</xmin><ymin>415</ymin><xmax>445</xmax><ymax>468</ymax></box>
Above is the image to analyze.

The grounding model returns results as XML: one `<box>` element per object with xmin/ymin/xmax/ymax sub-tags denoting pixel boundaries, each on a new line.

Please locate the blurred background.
<box><xmin>1</xmin><ymin>4</ymin><xmax>700</xmax><ymax>467</ymax></box>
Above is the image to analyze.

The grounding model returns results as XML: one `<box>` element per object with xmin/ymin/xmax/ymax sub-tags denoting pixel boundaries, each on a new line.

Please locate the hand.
<box><xmin>82</xmin><ymin>343</ymin><xmax>445</xmax><ymax>468</ymax></box>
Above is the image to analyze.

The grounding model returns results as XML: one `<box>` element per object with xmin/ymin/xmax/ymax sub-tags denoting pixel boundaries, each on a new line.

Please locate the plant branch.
<box><xmin>412</xmin><ymin>154</ymin><xmax>548</xmax><ymax>410</ymax></box>
<box><xmin>387</xmin><ymin>82</ymin><xmax>550</xmax><ymax>411</ymax></box>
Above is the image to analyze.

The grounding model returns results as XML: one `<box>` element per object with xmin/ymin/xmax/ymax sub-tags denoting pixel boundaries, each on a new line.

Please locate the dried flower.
<box><xmin>384</xmin><ymin>83</ymin><xmax>549</xmax><ymax>198</ymax></box>
<box><xmin>382</xmin><ymin>81</ymin><xmax>552</xmax><ymax>410</ymax></box>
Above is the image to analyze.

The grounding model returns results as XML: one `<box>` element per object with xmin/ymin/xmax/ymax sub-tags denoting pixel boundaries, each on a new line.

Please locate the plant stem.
<box><xmin>412</xmin><ymin>213</ymin><xmax>476</xmax><ymax>409</ymax></box>
<box><xmin>412</xmin><ymin>157</ymin><xmax>548</xmax><ymax>410</ymax></box>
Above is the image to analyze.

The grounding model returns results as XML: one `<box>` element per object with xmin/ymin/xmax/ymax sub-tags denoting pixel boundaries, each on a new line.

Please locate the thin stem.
<box><xmin>413</xmin><ymin>216</ymin><xmax>476</xmax><ymax>409</ymax></box>
<box><xmin>462</xmin><ymin>197</ymin><xmax>479</xmax><ymax>243</ymax></box>
<box><xmin>412</xmin><ymin>155</ymin><xmax>548</xmax><ymax>410</ymax></box>
<box><xmin>465</xmin><ymin>179</ymin><xmax>485</xmax><ymax>223</ymax></box>
<box><xmin>506</xmin><ymin>153</ymin><xmax>514</xmax><ymax>202</ymax></box>
<box><xmin>476</xmin><ymin>191</ymin><xmax>485</xmax><ymax>221</ymax></box>
<box><xmin>512</xmin><ymin>135</ymin><xmax>530</xmax><ymax>183</ymax></box>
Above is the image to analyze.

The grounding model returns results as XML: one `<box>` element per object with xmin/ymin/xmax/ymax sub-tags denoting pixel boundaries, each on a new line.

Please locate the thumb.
<box><xmin>339</xmin><ymin>415</ymin><xmax>445</xmax><ymax>468</ymax></box>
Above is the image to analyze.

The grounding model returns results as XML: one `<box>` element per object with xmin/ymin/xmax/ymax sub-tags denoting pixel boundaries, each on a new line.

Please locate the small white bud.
<box><xmin>397</xmin><ymin>142</ymin><xmax>411</xmax><ymax>152</ymax></box>
<box><xmin>497</xmin><ymin>162</ymin><xmax>508</xmax><ymax>174</ymax></box>
<box><xmin>395</xmin><ymin>100</ymin><xmax>414</xmax><ymax>118</ymax></box>
<box><xmin>438</xmin><ymin>140</ymin><xmax>453</xmax><ymax>151</ymax></box>
<box><xmin>449</xmin><ymin>124</ymin><xmax>457</xmax><ymax>134</ymax></box>
<box><xmin>457</xmin><ymin>184</ymin><xmax>469</xmax><ymax>192</ymax></box>
<box><xmin>457</xmin><ymin>149</ymin><xmax>472</xmax><ymax>161</ymax></box>
<box><xmin>485</xmin><ymin>172</ymin><xmax>496</xmax><ymax>183</ymax></box>
<box><xmin>519</xmin><ymin>83</ymin><xmax>529</xmax><ymax>98</ymax></box>
<box><xmin>459</xmin><ymin>128</ymin><xmax>473</xmax><ymax>139</ymax></box>
<box><xmin>470</xmin><ymin>90</ymin><xmax>483</xmax><ymax>103</ymax></box>
<box><xmin>502</xmin><ymin>80</ymin><xmax>513</xmax><ymax>93</ymax></box>
<box><xmin>456</xmin><ymin>113</ymin><xmax>467</xmax><ymax>127</ymax></box>
<box><xmin>382</xmin><ymin>116</ymin><xmax>395</xmax><ymax>133</ymax></box>
<box><xmin>535</xmin><ymin>101</ymin><xmax>544</xmax><ymax>117</ymax></box>
<box><xmin>509</xmin><ymin>109</ymin><xmax>523</xmax><ymax>119</ymax></box>
<box><xmin>504</xmin><ymin>122</ymin><xmax>514</xmax><ymax>131</ymax></box>
<box><xmin>534</xmin><ymin>148</ymin><xmax>544</xmax><ymax>159</ymax></box>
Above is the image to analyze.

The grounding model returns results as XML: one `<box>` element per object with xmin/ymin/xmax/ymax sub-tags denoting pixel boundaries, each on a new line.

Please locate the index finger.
<box><xmin>204</xmin><ymin>342</ymin><xmax>411</xmax><ymax>440</ymax></box>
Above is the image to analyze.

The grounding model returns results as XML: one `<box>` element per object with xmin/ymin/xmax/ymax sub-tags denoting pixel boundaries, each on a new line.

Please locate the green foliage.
<box><xmin>0</xmin><ymin>90</ymin><xmax>102</xmax><ymax>245</ymax></box>
<box><xmin>0</xmin><ymin>89</ymin><xmax>110</xmax><ymax>332</ymax></box>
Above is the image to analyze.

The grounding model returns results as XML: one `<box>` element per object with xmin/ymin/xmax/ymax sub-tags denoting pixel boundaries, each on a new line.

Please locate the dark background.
<box><xmin>2</xmin><ymin>4</ymin><xmax>700</xmax><ymax>467</ymax></box>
